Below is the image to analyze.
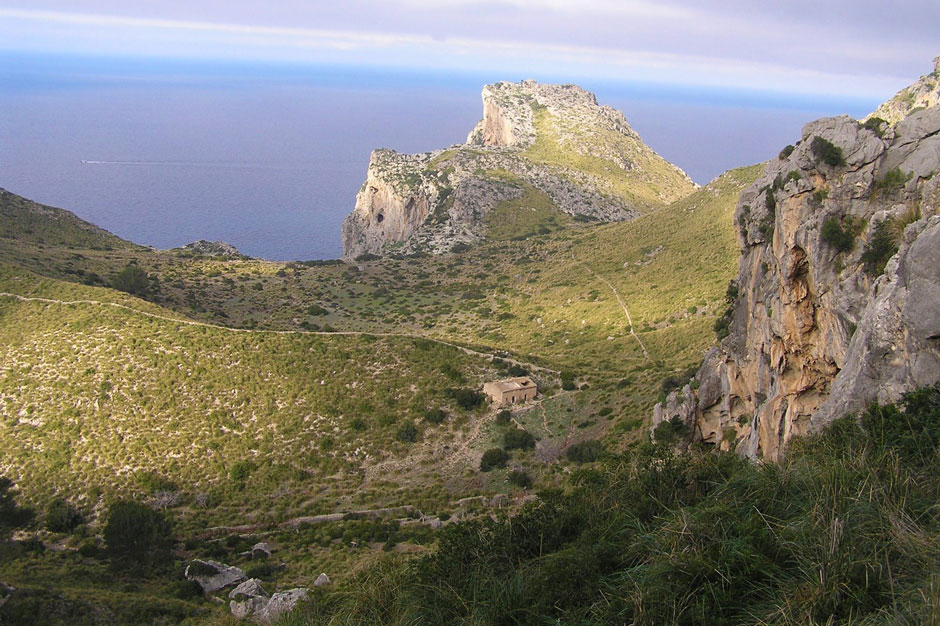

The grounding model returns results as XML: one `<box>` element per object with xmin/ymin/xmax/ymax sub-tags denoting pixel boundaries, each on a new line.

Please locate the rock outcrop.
<box><xmin>176</xmin><ymin>240</ymin><xmax>244</xmax><ymax>258</ymax></box>
<box><xmin>229</xmin><ymin>578</ymin><xmax>310</xmax><ymax>623</ymax></box>
<box><xmin>654</xmin><ymin>99</ymin><xmax>940</xmax><ymax>461</ymax></box>
<box><xmin>868</xmin><ymin>57</ymin><xmax>940</xmax><ymax>125</ymax></box>
<box><xmin>341</xmin><ymin>80</ymin><xmax>695</xmax><ymax>259</ymax></box>
<box><xmin>184</xmin><ymin>559</ymin><xmax>247</xmax><ymax>594</ymax></box>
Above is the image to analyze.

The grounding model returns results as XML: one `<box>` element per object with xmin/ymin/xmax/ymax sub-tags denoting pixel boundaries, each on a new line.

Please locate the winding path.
<box><xmin>571</xmin><ymin>255</ymin><xmax>650</xmax><ymax>360</ymax></box>
<box><xmin>0</xmin><ymin>291</ymin><xmax>558</xmax><ymax>374</ymax></box>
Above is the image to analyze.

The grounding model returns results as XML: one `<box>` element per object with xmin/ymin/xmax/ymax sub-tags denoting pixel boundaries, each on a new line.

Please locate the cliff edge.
<box><xmin>654</xmin><ymin>59</ymin><xmax>940</xmax><ymax>461</ymax></box>
<box><xmin>341</xmin><ymin>80</ymin><xmax>695</xmax><ymax>259</ymax></box>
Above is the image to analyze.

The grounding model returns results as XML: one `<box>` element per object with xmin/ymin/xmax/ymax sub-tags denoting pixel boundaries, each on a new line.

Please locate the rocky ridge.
<box><xmin>341</xmin><ymin>80</ymin><xmax>695</xmax><ymax>259</ymax></box>
<box><xmin>868</xmin><ymin>57</ymin><xmax>940</xmax><ymax>125</ymax></box>
<box><xmin>654</xmin><ymin>94</ymin><xmax>940</xmax><ymax>461</ymax></box>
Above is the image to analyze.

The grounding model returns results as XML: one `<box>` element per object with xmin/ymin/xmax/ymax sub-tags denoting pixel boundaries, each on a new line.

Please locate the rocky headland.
<box><xmin>341</xmin><ymin>80</ymin><xmax>696</xmax><ymax>259</ymax></box>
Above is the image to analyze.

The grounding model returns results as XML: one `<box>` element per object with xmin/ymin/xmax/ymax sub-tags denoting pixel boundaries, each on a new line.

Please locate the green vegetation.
<box><xmin>863</xmin><ymin>116</ymin><xmax>887</xmax><ymax>138</ymax></box>
<box><xmin>820</xmin><ymin>216</ymin><xmax>861</xmax><ymax>253</ymax></box>
<box><xmin>103</xmin><ymin>500</ymin><xmax>173</xmax><ymax>568</ymax></box>
<box><xmin>861</xmin><ymin>219</ymin><xmax>900</xmax><ymax>276</ymax></box>
<box><xmin>810</xmin><ymin>136</ymin><xmax>847</xmax><ymax>167</ymax></box>
<box><xmin>284</xmin><ymin>383</ymin><xmax>940</xmax><ymax>625</ymax></box>
<box><xmin>873</xmin><ymin>167</ymin><xmax>913</xmax><ymax>195</ymax></box>
<box><xmin>484</xmin><ymin>182</ymin><xmax>571</xmax><ymax>241</ymax></box>
<box><xmin>525</xmin><ymin>108</ymin><xmax>695</xmax><ymax>210</ymax></box>
<box><xmin>778</xmin><ymin>144</ymin><xmax>795</xmax><ymax>160</ymax></box>
<box><xmin>479</xmin><ymin>448</ymin><xmax>509</xmax><ymax>471</ymax></box>
<box><xmin>111</xmin><ymin>263</ymin><xmax>151</xmax><ymax>296</ymax></box>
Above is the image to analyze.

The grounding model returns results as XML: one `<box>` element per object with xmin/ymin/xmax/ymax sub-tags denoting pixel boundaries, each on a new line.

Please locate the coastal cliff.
<box><xmin>341</xmin><ymin>80</ymin><xmax>695</xmax><ymax>259</ymax></box>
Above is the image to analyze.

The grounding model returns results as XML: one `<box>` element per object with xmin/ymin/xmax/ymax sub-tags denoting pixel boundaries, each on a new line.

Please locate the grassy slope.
<box><xmin>524</xmin><ymin>108</ymin><xmax>696</xmax><ymax>210</ymax></box>
<box><xmin>0</xmin><ymin>188</ymin><xmax>136</xmax><ymax>250</ymax></box>
<box><xmin>0</xmin><ymin>165</ymin><xmax>757</xmax><ymax>623</ymax></box>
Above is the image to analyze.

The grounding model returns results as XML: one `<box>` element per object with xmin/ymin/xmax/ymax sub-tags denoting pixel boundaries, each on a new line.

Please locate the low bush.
<box><xmin>860</xmin><ymin>219</ymin><xmax>899</xmax><ymax>277</ymax></box>
<box><xmin>503</xmin><ymin>428</ymin><xmax>536</xmax><ymax>451</ymax></box>
<box><xmin>566</xmin><ymin>440</ymin><xmax>603</xmax><ymax>463</ymax></box>
<box><xmin>480</xmin><ymin>448</ymin><xmax>509</xmax><ymax>471</ymax></box>
<box><xmin>811</xmin><ymin>136</ymin><xmax>846</xmax><ymax>167</ymax></box>
<box><xmin>820</xmin><ymin>216</ymin><xmax>858</xmax><ymax>253</ymax></box>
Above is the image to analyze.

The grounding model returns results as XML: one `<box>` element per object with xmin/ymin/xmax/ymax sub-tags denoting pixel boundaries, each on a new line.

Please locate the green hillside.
<box><xmin>0</xmin><ymin>188</ymin><xmax>136</xmax><ymax>250</ymax></box>
<box><xmin>0</xmin><ymin>165</ymin><xmax>758</xmax><ymax>624</ymax></box>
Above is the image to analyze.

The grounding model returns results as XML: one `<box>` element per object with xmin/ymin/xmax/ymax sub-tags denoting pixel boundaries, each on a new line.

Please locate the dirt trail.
<box><xmin>0</xmin><ymin>291</ymin><xmax>557</xmax><ymax>374</ymax></box>
<box><xmin>570</xmin><ymin>255</ymin><xmax>650</xmax><ymax>360</ymax></box>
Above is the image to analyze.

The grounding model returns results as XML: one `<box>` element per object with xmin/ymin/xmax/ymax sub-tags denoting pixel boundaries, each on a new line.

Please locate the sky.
<box><xmin>0</xmin><ymin>1</ymin><xmax>937</xmax><ymax>102</ymax></box>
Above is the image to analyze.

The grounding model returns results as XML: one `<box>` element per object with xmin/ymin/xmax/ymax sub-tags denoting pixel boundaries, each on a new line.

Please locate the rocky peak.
<box><xmin>654</xmin><ymin>101</ymin><xmax>940</xmax><ymax>461</ymax></box>
<box><xmin>466</xmin><ymin>80</ymin><xmax>638</xmax><ymax>150</ymax></box>
<box><xmin>341</xmin><ymin>80</ymin><xmax>694</xmax><ymax>259</ymax></box>
<box><xmin>176</xmin><ymin>240</ymin><xmax>244</xmax><ymax>259</ymax></box>
<box><xmin>867</xmin><ymin>55</ymin><xmax>940</xmax><ymax>125</ymax></box>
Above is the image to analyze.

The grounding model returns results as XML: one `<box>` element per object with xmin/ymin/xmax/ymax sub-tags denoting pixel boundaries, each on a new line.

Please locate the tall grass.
<box><xmin>293</xmin><ymin>384</ymin><xmax>940</xmax><ymax>625</ymax></box>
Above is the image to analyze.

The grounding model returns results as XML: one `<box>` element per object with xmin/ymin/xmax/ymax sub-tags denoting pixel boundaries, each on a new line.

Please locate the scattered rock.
<box><xmin>228</xmin><ymin>578</ymin><xmax>310</xmax><ymax>623</ymax></box>
<box><xmin>0</xmin><ymin>581</ymin><xmax>15</xmax><ymax>609</ymax></box>
<box><xmin>184</xmin><ymin>559</ymin><xmax>247</xmax><ymax>594</ymax></box>
<box><xmin>428</xmin><ymin>517</ymin><xmax>443</xmax><ymax>530</ymax></box>
<box><xmin>251</xmin><ymin>542</ymin><xmax>272</xmax><ymax>559</ymax></box>
<box><xmin>176</xmin><ymin>240</ymin><xmax>244</xmax><ymax>258</ymax></box>
<box><xmin>314</xmin><ymin>572</ymin><xmax>331</xmax><ymax>587</ymax></box>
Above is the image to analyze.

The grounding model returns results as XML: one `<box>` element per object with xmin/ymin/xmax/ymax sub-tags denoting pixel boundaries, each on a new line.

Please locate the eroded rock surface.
<box><xmin>654</xmin><ymin>102</ymin><xmax>940</xmax><ymax>461</ymax></box>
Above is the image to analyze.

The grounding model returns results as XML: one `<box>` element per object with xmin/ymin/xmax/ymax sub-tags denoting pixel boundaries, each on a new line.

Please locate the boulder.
<box><xmin>184</xmin><ymin>559</ymin><xmax>247</xmax><ymax>594</ymax></box>
<box><xmin>228</xmin><ymin>578</ymin><xmax>310</xmax><ymax>623</ymax></box>
<box><xmin>314</xmin><ymin>573</ymin><xmax>331</xmax><ymax>587</ymax></box>
<box><xmin>251</xmin><ymin>542</ymin><xmax>272</xmax><ymax>559</ymax></box>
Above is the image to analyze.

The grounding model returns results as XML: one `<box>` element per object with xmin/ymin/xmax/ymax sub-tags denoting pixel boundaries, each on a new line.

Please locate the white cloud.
<box><xmin>396</xmin><ymin>0</ymin><xmax>694</xmax><ymax>19</ymax></box>
<box><xmin>0</xmin><ymin>7</ymin><xmax>913</xmax><ymax>100</ymax></box>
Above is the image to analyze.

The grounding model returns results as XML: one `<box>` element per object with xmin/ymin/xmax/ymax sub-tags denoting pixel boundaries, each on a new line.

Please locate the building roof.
<box><xmin>487</xmin><ymin>377</ymin><xmax>536</xmax><ymax>393</ymax></box>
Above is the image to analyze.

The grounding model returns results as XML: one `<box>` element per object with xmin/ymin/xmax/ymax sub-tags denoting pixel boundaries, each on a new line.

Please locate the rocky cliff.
<box><xmin>341</xmin><ymin>80</ymin><xmax>695</xmax><ymax>259</ymax></box>
<box><xmin>654</xmin><ymin>74</ymin><xmax>940</xmax><ymax>461</ymax></box>
<box><xmin>868</xmin><ymin>56</ymin><xmax>940</xmax><ymax>125</ymax></box>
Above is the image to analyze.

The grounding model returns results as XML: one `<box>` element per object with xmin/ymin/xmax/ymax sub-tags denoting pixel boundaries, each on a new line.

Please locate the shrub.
<box><xmin>508</xmin><ymin>470</ymin><xmax>532</xmax><ymax>488</ymax></box>
<box><xmin>168</xmin><ymin>579</ymin><xmax>203</xmax><ymax>600</ymax></box>
<box><xmin>396</xmin><ymin>421</ymin><xmax>419</xmax><ymax>443</ymax></box>
<box><xmin>820</xmin><ymin>217</ymin><xmax>857</xmax><ymax>253</ymax></box>
<box><xmin>566</xmin><ymin>440</ymin><xmax>603</xmax><ymax>463</ymax></box>
<box><xmin>860</xmin><ymin>219</ymin><xmax>899</xmax><ymax>276</ymax></box>
<box><xmin>423</xmin><ymin>408</ymin><xmax>447</xmax><ymax>425</ymax></box>
<box><xmin>495</xmin><ymin>410</ymin><xmax>512</xmax><ymax>425</ymax></box>
<box><xmin>306</xmin><ymin>304</ymin><xmax>329</xmax><ymax>316</ymax></box>
<box><xmin>652</xmin><ymin>416</ymin><xmax>688</xmax><ymax>444</ymax></box>
<box><xmin>112</xmin><ymin>263</ymin><xmax>150</xmax><ymax>296</ymax></box>
<box><xmin>778</xmin><ymin>144</ymin><xmax>795</xmax><ymax>160</ymax></box>
<box><xmin>0</xmin><ymin>477</ymin><xmax>33</xmax><ymax>540</ymax></box>
<box><xmin>863</xmin><ymin>116</ymin><xmax>887</xmax><ymax>137</ymax></box>
<box><xmin>560</xmin><ymin>371</ymin><xmax>577</xmax><ymax>391</ymax></box>
<box><xmin>103</xmin><ymin>500</ymin><xmax>172</xmax><ymax>566</ymax></box>
<box><xmin>811</xmin><ymin>136</ymin><xmax>846</xmax><ymax>167</ymax></box>
<box><xmin>873</xmin><ymin>167</ymin><xmax>912</xmax><ymax>195</ymax></box>
<box><xmin>45</xmin><ymin>498</ymin><xmax>82</xmax><ymax>533</ymax></box>
<box><xmin>447</xmin><ymin>388</ymin><xmax>485</xmax><ymax>410</ymax></box>
<box><xmin>503</xmin><ymin>428</ymin><xmax>536</xmax><ymax>451</ymax></box>
<box><xmin>229</xmin><ymin>460</ymin><xmax>256</xmax><ymax>482</ymax></box>
<box><xmin>480</xmin><ymin>448</ymin><xmax>509</xmax><ymax>471</ymax></box>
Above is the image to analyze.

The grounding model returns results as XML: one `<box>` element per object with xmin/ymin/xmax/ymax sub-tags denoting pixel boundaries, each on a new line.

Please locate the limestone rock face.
<box><xmin>341</xmin><ymin>80</ymin><xmax>696</xmax><ymax>259</ymax></box>
<box><xmin>654</xmin><ymin>104</ymin><xmax>940</xmax><ymax>461</ymax></box>
<box><xmin>868</xmin><ymin>56</ymin><xmax>940</xmax><ymax>125</ymax></box>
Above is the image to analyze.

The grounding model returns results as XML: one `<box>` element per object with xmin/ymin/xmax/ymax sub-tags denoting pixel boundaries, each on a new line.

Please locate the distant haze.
<box><xmin>0</xmin><ymin>54</ymin><xmax>877</xmax><ymax>259</ymax></box>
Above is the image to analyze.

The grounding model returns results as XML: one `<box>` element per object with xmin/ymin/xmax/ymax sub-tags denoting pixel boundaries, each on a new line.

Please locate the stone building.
<box><xmin>483</xmin><ymin>377</ymin><xmax>538</xmax><ymax>406</ymax></box>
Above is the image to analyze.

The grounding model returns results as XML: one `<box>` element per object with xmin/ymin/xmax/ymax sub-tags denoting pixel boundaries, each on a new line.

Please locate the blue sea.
<box><xmin>0</xmin><ymin>53</ymin><xmax>876</xmax><ymax>260</ymax></box>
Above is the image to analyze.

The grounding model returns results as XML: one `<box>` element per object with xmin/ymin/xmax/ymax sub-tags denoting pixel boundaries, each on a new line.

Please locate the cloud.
<box><xmin>396</xmin><ymin>0</ymin><xmax>694</xmax><ymax>19</ymax></box>
<box><xmin>0</xmin><ymin>7</ymin><xmax>915</xmax><ymax>100</ymax></box>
